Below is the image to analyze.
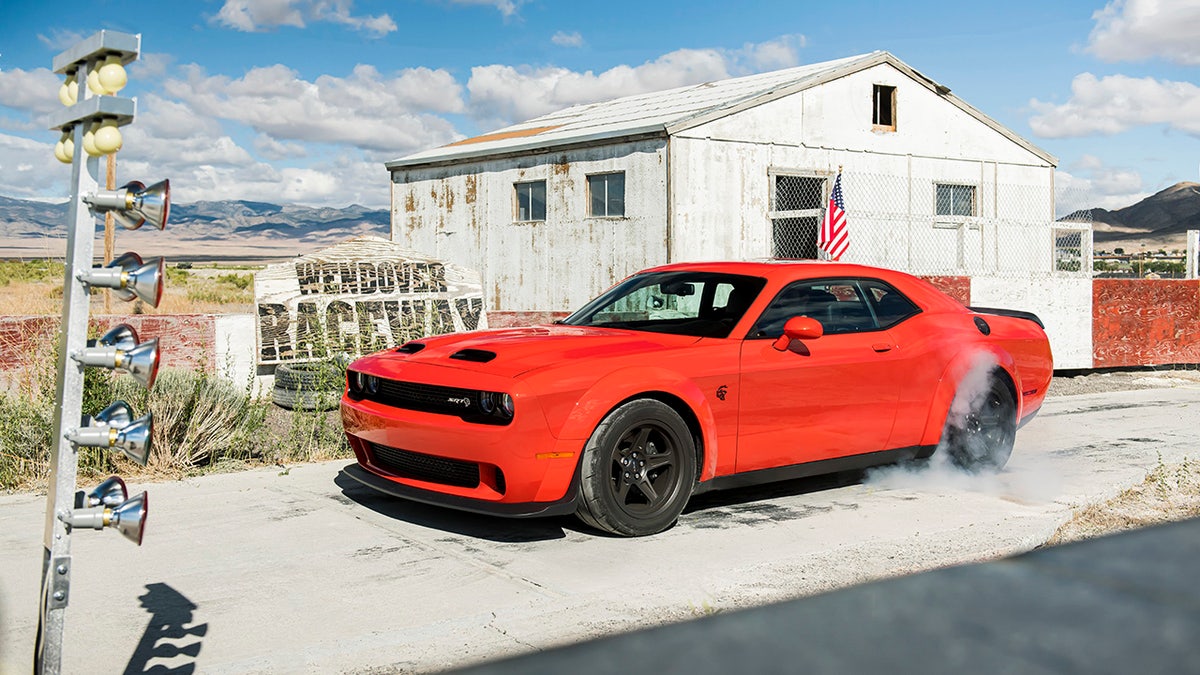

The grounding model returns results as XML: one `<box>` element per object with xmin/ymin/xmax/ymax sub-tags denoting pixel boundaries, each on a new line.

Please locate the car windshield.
<box><xmin>562</xmin><ymin>271</ymin><xmax>767</xmax><ymax>338</ymax></box>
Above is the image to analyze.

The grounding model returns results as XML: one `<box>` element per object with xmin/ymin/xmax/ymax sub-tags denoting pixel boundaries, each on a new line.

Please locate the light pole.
<box><xmin>37</xmin><ymin>30</ymin><xmax>170</xmax><ymax>674</ymax></box>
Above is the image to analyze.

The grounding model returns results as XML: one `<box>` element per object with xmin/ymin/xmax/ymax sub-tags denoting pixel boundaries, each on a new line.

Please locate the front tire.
<box><xmin>576</xmin><ymin>399</ymin><xmax>697</xmax><ymax>536</ymax></box>
<box><xmin>943</xmin><ymin>376</ymin><xmax>1016</xmax><ymax>472</ymax></box>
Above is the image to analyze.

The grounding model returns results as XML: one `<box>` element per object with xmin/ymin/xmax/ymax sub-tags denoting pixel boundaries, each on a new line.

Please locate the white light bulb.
<box><xmin>98</xmin><ymin>56</ymin><xmax>127</xmax><ymax>95</ymax></box>
<box><xmin>86</xmin><ymin>68</ymin><xmax>103</xmax><ymax>96</ymax></box>
<box><xmin>94</xmin><ymin>120</ymin><xmax>122</xmax><ymax>154</ymax></box>
<box><xmin>83</xmin><ymin>122</ymin><xmax>102</xmax><ymax>157</ymax></box>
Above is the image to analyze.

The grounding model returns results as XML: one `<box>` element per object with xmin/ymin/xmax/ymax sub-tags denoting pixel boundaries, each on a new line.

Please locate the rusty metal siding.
<box><xmin>392</xmin><ymin>139</ymin><xmax>668</xmax><ymax>314</ymax></box>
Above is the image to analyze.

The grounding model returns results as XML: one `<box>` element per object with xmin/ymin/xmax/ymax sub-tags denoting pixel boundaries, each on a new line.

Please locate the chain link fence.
<box><xmin>769</xmin><ymin>169</ymin><xmax>1095</xmax><ymax>278</ymax></box>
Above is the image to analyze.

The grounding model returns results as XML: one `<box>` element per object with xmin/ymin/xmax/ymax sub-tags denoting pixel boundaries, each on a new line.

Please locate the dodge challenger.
<box><xmin>341</xmin><ymin>261</ymin><xmax>1053</xmax><ymax>536</ymax></box>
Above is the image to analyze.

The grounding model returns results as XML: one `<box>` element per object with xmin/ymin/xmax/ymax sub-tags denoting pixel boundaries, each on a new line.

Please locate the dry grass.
<box><xmin>1047</xmin><ymin>456</ymin><xmax>1200</xmax><ymax>546</ymax></box>
<box><xmin>0</xmin><ymin>260</ymin><xmax>257</xmax><ymax>315</ymax></box>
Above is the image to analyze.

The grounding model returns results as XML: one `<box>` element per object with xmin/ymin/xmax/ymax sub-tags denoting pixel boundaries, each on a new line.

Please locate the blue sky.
<box><xmin>0</xmin><ymin>0</ymin><xmax>1196</xmax><ymax>210</ymax></box>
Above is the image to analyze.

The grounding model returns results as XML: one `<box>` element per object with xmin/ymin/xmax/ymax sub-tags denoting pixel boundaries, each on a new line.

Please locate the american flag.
<box><xmin>819</xmin><ymin>172</ymin><xmax>848</xmax><ymax>261</ymax></box>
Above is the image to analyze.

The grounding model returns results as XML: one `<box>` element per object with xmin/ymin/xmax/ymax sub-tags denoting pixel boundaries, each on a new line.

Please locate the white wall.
<box><xmin>392</xmin><ymin>140</ymin><xmax>668</xmax><ymax>313</ymax></box>
<box><xmin>970</xmin><ymin>276</ymin><xmax>1093</xmax><ymax>370</ymax></box>
<box><xmin>670</xmin><ymin>62</ymin><xmax>1058</xmax><ymax>276</ymax></box>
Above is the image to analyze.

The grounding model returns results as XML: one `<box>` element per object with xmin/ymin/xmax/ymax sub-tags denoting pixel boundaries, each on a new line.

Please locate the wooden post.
<box><xmin>104</xmin><ymin>152</ymin><xmax>115</xmax><ymax>313</ymax></box>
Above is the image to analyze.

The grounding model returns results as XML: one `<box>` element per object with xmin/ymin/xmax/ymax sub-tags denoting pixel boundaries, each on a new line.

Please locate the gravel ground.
<box><xmin>1047</xmin><ymin>367</ymin><xmax>1200</xmax><ymax>397</ymax></box>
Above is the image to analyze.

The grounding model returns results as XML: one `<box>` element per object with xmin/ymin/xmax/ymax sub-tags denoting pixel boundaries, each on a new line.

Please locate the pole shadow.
<box><xmin>123</xmin><ymin>582</ymin><xmax>208</xmax><ymax>675</ymax></box>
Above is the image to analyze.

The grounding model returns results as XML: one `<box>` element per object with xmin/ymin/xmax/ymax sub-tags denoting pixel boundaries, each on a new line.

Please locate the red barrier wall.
<box><xmin>921</xmin><ymin>276</ymin><xmax>971</xmax><ymax>305</ymax></box>
<box><xmin>1093</xmin><ymin>279</ymin><xmax>1200</xmax><ymax>367</ymax></box>
<box><xmin>0</xmin><ymin>314</ymin><xmax>219</xmax><ymax>376</ymax></box>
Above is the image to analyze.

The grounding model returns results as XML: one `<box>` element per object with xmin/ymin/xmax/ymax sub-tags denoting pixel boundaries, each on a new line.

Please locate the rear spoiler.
<box><xmin>968</xmin><ymin>306</ymin><xmax>1045</xmax><ymax>329</ymax></box>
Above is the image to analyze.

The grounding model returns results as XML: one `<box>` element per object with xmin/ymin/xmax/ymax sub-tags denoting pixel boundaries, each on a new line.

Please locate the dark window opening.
<box><xmin>587</xmin><ymin>172</ymin><xmax>625</xmax><ymax>217</ymax></box>
<box><xmin>873</xmin><ymin>84</ymin><xmax>896</xmax><ymax>129</ymax></box>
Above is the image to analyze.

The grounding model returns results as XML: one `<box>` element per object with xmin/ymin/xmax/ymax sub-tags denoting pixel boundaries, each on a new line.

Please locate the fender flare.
<box><xmin>919</xmin><ymin>346</ymin><xmax>1019</xmax><ymax>447</ymax></box>
<box><xmin>553</xmin><ymin>366</ymin><xmax>721</xmax><ymax>482</ymax></box>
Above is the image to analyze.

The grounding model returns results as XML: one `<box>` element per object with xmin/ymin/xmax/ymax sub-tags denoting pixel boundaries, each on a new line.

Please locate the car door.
<box><xmin>734</xmin><ymin>279</ymin><xmax>903</xmax><ymax>474</ymax></box>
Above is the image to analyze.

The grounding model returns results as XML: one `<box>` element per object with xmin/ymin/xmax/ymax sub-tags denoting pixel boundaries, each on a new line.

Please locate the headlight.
<box><xmin>348</xmin><ymin>370</ymin><xmax>379</xmax><ymax>398</ymax></box>
<box><xmin>478</xmin><ymin>391</ymin><xmax>495</xmax><ymax>414</ymax></box>
<box><xmin>497</xmin><ymin>393</ymin><xmax>514</xmax><ymax>419</ymax></box>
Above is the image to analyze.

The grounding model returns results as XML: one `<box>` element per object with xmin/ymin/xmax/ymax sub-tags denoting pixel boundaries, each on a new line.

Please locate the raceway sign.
<box><xmin>254</xmin><ymin>236</ymin><xmax>486</xmax><ymax>364</ymax></box>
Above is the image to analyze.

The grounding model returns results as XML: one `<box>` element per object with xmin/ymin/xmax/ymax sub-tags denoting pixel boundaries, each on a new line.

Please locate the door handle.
<box><xmin>872</xmin><ymin>343</ymin><xmax>893</xmax><ymax>353</ymax></box>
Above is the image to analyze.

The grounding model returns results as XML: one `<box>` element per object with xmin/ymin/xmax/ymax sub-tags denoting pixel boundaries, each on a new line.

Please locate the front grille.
<box><xmin>373</xmin><ymin>379</ymin><xmax>478</xmax><ymax>417</ymax></box>
<box><xmin>369</xmin><ymin>442</ymin><xmax>480</xmax><ymax>488</ymax></box>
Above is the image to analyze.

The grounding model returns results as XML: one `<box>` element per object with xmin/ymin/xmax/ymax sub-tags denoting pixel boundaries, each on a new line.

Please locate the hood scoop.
<box><xmin>395</xmin><ymin>342</ymin><xmax>426</xmax><ymax>354</ymax></box>
<box><xmin>450</xmin><ymin>348</ymin><xmax>497</xmax><ymax>363</ymax></box>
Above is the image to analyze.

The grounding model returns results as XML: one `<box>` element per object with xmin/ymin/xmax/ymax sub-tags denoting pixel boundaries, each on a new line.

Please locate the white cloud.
<box><xmin>551</xmin><ymin>31</ymin><xmax>583</xmax><ymax>48</ymax></box>
<box><xmin>0</xmin><ymin>67</ymin><xmax>65</xmax><ymax>125</ymax></box>
<box><xmin>215</xmin><ymin>0</ymin><xmax>305</xmax><ymax>31</ymax></box>
<box><xmin>467</xmin><ymin>48</ymin><xmax>732</xmax><ymax>126</ymax></box>
<box><xmin>0</xmin><ymin>133</ymin><xmax>69</xmax><ymax>200</ymax></box>
<box><xmin>1055</xmin><ymin>166</ymin><xmax>1150</xmax><ymax>217</ymax></box>
<box><xmin>254</xmin><ymin>135</ymin><xmax>308</xmax><ymax>160</ymax></box>
<box><xmin>213</xmin><ymin>0</ymin><xmax>396</xmax><ymax>36</ymax></box>
<box><xmin>1087</xmin><ymin>0</ymin><xmax>1200</xmax><ymax>65</ymax></box>
<box><xmin>446</xmin><ymin>0</ymin><xmax>524</xmax><ymax>19</ymax></box>
<box><xmin>734</xmin><ymin>34</ymin><xmax>806</xmax><ymax>72</ymax></box>
<box><xmin>161</xmin><ymin>63</ymin><xmax>465</xmax><ymax>153</ymax></box>
<box><xmin>36</xmin><ymin>30</ymin><xmax>87</xmax><ymax>52</ymax></box>
<box><xmin>1029</xmin><ymin>73</ymin><xmax>1200</xmax><ymax>138</ymax></box>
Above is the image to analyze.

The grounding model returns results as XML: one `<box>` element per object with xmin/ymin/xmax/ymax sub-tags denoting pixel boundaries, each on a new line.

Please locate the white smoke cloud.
<box><xmin>865</xmin><ymin>352</ymin><xmax>1063</xmax><ymax>504</ymax></box>
<box><xmin>1028</xmin><ymin>73</ymin><xmax>1200</xmax><ymax>138</ymax></box>
<box><xmin>1087</xmin><ymin>0</ymin><xmax>1200</xmax><ymax>65</ymax></box>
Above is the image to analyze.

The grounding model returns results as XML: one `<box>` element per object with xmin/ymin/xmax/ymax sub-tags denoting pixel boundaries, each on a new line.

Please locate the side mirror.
<box><xmin>772</xmin><ymin>316</ymin><xmax>823</xmax><ymax>351</ymax></box>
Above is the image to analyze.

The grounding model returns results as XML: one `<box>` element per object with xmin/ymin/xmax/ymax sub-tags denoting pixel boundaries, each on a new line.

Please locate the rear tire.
<box><xmin>943</xmin><ymin>376</ymin><xmax>1016</xmax><ymax>472</ymax></box>
<box><xmin>575</xmin><ymin>399</ymin><xmax>696</xmax><ymax>536</ymax></box>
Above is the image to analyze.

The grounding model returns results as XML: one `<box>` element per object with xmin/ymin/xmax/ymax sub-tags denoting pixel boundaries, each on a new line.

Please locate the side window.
<box><xmin>750</xmin><ymin>279</ymin><xmax>917</xmax><ymax>338</ymax></box>
<box><xmin>864</xmin><ymin>281</ymin><xmax>921</xmax><ymax>328</ymax></box>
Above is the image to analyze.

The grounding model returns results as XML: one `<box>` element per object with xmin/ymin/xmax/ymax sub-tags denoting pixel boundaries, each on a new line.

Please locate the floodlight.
<box><xmin>82</xmin><ymin>120</ymin><xmax>101</xmax><ymax>157</ymax></box>
<box><xmin>60</xmin><ymin>491</ymin><xmax>148</xmax><ymax>545</ymax></box>
<box><xmin>84</xmin><ymin>476</ymin><xmax>128</xmax><ymax>508</ymax></box>
<box><xmin>54</xmin><ymin>131</ymin><xmax>74</xmax><ymax>164</ymax></box>
<box><xmin>58</xmin><ymin>72</ymin><xmax>78</xmax><ymax>106</ymax></box>
<box><xmin>78</xmin><ymin>252</ymin><xmax>165</xmax><ymax>307</ymax></box>
<box><xmin>72</xmin><ymin>324</ymin><xmax>161</xmax><ymax>389</ymax></box>
<box><xmin>84</xmin><ymin>179</ymin><xmax>170</xmax><ymax>231</ymax></box>
<box><xmin>67</xmin><ymin>400</ymin><xmax>153</xmax><ymax>465</ymax></box>
<box><xmin>97</xmin><ymin>55</ymin><xmax>127</xmax><ymax>94</ymax></box>
<box><xmin>93</xmin><ymin>119</ymin><xmax>122</xmax><ymax>154</ymax></box>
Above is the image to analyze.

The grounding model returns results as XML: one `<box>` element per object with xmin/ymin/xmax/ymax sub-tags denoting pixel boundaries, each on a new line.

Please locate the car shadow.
<box><xmin>681</xmin><ymin>468</ymin><xmax>868</xmax><ymax>514</ymax></box>
<box><xmin>333</xmin><ymin>468</ymin><xmax>574</xmax><ymax>542</ymax></box>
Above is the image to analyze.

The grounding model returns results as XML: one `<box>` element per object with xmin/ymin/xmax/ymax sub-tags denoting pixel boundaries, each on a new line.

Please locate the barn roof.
<box><xmin>386</xmin><ymin>51</ymin><xmax>1054</xmax><ymax>170</ymax></box>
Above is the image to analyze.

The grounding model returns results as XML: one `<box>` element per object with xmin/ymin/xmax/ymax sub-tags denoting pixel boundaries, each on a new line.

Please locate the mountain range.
<box><xmin>0</xmin><ymin>196</ymin><xmax>390</xmax><ymax>261</ymax></box>
<box><xmin>1064</xmin><ymin>181</ymin><xmax>1200</xmax><ymax>251</ymax></box>
<box><xmin>2</xmin><ymin>181</ymin><xmax>1197</xmax><ymax>260</ymax></box>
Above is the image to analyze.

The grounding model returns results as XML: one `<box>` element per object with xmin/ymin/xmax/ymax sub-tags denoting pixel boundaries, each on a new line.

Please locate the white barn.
<box><xmin>386</xmin><ymin>51</ymin><xmax>1093</xmax><ymax>367</ymax></box>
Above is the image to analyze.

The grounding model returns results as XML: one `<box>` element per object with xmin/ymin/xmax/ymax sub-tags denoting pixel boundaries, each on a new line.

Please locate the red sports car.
<box><xmin>341</xmin><ymin>261</ymin><xmax>1053</xmax><ymax>536</ymax></box>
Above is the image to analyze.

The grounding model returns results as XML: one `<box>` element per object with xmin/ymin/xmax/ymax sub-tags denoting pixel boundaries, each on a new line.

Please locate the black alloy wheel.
<box><xmin>576</xmin><ymin>399</ymin><xmax>697</xmax><ymax>536</ymax></box>
<box><xmin>944</xmin><ymin>377</ymin><xmax>1017</xmax><ymax>473</ymax></box>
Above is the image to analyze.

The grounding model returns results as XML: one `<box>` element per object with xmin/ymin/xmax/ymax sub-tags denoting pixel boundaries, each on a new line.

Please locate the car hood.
<box><xmin>366</xmin><ymin>325</ymin><xmax>702</xmax><ymax>378</ymax></box>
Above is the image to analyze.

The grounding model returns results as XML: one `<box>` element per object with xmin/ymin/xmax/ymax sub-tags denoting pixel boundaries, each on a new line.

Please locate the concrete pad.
<box><xmin>1</xmin><ymin>383</ymin><xmax>1198</xmax><ymax>673</ymax></box>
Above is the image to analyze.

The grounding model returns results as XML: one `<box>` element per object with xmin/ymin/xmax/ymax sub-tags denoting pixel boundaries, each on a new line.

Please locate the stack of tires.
<box><xmin>272</xmin><ymin>361</ymin><xmax>345</xmax><ymax>411</ymax></box>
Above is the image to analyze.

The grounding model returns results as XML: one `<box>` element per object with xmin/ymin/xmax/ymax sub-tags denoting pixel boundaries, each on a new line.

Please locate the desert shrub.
<box><xmin>217</xmin><ymin>272</ymin><xmax>253</xmax><ymax>290</ymax></box>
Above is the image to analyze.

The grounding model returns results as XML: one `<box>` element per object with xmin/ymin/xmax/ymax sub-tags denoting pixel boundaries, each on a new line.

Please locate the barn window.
<box><xmin>514</xmin><ymin>180</ymin><xmax>546</xmax><ymax>221</ymax></box>
<box><xmin>873</xmin><ymin>84</ymin><xmax>896</xmax><ymax>130</ymax></box>
<box><xmin>587</xmin><ymin>172</ymin><xmax>625</xmax><ymax>217</ymax></box>
<box><xmin>769</xmin><ymin>172</ymin><xmax>827</xmax><ymax>259</ymax></box>
<box><xmin>935</xmin><ymin>183</ymin><xmax>976</xmax><ymax>217</ymax></box>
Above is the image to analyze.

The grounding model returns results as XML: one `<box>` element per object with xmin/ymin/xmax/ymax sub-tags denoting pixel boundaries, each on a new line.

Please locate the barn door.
<box><xmin>769</xmin><ymin>172</ymin><xmax>826</xmax><ymax>259</ymax></box>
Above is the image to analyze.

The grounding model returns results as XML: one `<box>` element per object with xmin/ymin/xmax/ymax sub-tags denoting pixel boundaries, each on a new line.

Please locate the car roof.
<box><xmin>637</xmin><ymin>260</ymin><xmax>966</xmax><ymax>312</ymax></box>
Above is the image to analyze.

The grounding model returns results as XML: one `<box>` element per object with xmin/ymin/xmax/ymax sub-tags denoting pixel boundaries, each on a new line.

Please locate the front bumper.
<box><xmin>341</xmin><ymin>462</ymin><xmax>579</xmax><ymax>518</ymax></box>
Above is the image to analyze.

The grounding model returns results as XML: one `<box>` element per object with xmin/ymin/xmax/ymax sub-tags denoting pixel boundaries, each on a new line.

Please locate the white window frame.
<box><xmin>514</xmin><ymin>180</ymin><xmax>546</xmax><ymax>222</ymax></box>
<box><xmin>587</xmin><ymin>171</ymin><xmax>626</xmax><ymax>218</ymax></box>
